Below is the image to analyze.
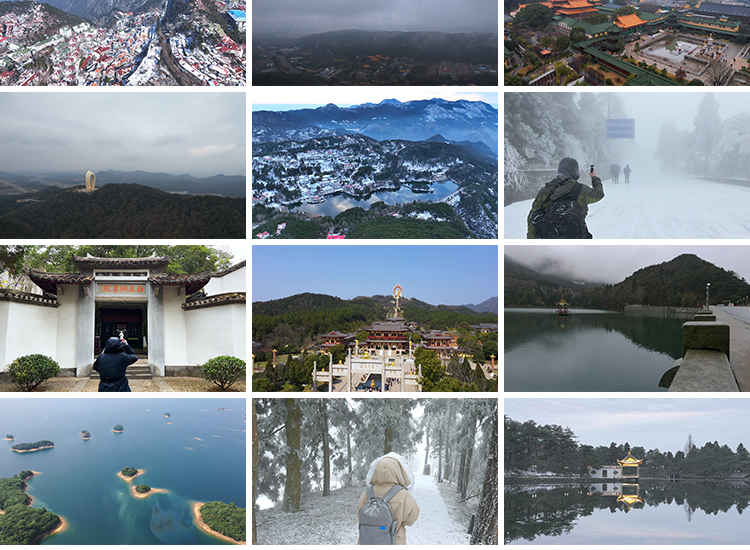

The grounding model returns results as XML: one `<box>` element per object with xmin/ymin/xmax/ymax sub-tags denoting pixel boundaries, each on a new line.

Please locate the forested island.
<box><xmin>4</xmin><ymin>434</ymin><xmax>13</xmax><ymax>441</ymax></box>
<box><xmin>117</xmin><ymin>467</ymin><xmax>144</xmax><ymax>481</ymax></box>
<box><xmin>193</xmin><ymin>501</ymin><xmax>246</xmax><ymax>544</ymax></box>
<box><xmin>112</xmin><ymin>425</ymin><xmax>124</xmax><ymax>433</ymax></box>
<box><xmin>130</xmin><ymin>484</ymin><xmax>167</xmax><ymax>499</ymax></box>
<box><xmin>80</xmin><ymin>431</ymin><xmax>91</xmax><ymax>440</ymax></box>
<box><xmin>10</xmin><ymin>440</ymin><xmax>55</xmax><ymax>453</ymax></box>
<box><xmin>0</xmin><ymin>470</ymin><xmax>64</xmax><ymax>544</ymax></box>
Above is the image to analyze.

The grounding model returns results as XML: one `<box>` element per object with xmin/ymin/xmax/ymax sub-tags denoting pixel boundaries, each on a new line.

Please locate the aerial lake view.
<box><xmin>506</xmin><ymin>481</ymin><xmax>750</xmax><ymax>545</ymax></box>
<box><xmin>504</xmin><ymin>308</ymin><xmax>693</xmax><ymax>392</ymax></box>
<box><xmin>1</xmin><ymin>399</ymin><xmax>245</xmax><ymax>545</ymax></box>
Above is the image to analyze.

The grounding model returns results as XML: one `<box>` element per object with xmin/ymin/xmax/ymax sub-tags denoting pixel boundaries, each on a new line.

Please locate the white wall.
<box><xmin>163</xmin><ymin>286</ymin><xmax>188</xmax><ymax>367</ymax></box>
<box><xmin>0</xmin><ymin>301</ymin><xmax>58</xmax><ymax>371</ymax></box>
<box><xmin>55</xmin><ymin>286</ymin><xmax>79</xmax><ymax>369</ymax></box>
<box><xmin>185</xmin><ymin>302</ymin><xmax>246</xmax><ymax>365</ymax></box>
<box><xmin>204</xmin><ymin>264</ymin><xmax>246</xmax><ymax>295</ymax></box>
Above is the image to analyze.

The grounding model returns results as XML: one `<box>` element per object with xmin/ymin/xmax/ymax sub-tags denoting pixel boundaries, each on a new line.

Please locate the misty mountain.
<box><xmin>0</xmin><ymin>183</ymin><xmax>245</xmax><ymax>239</ymax></box>
<box><xmin>506</xmin><ymin>254</ymin><xmax>750</xmax><ymax>309</ymax></box>
<box><xmin>294</xmin><ymin>29</ymin><xmax>498</xmax><ymax>64</ymax></box>
<box><xmin>253</xmin><ymin>98</ymin><xmax>498</xmax><ymax>154</ymax></box>
<box><xmin>0</xmin><ymin>170</ymin><xmax>245</xmax><ymax>197</ymax></box>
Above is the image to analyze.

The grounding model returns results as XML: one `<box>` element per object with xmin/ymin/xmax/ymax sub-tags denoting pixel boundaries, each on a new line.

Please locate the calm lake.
<box><xmin>1</xmin><ymin>399</ymin><xmax>245</xmax><ymax>545</ymax></box>
<box><xmin>291</xmin><ymin>181</ymin><xmax>458</xmax><ymax>216</ymax></box>
<box><xmin>505</xmin><ymin>480</ymin><xmax>750</xmax><ymax>544</ymax></box>
<box><xmin>504</xmin><ymin>308</ymin><xmax>693</xmax><ymax>392</ymax></box>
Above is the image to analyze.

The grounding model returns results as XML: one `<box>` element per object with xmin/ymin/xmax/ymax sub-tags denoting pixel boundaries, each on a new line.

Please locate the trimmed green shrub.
<box><xmin>9</xmin><ymin>354</ymin><xmax>60</xmax><ymax>391</ymax></box>
<box><xmin>201</xmin><ymin>355</ymin><xmax>246</xmax><ymax>390</ymax></box>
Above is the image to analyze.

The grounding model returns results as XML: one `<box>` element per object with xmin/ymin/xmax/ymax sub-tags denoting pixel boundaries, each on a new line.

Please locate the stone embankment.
<box><xmin>624</xmin><ymin>305</ymin><xmax>702</xmax><ymax>314</ymax></box>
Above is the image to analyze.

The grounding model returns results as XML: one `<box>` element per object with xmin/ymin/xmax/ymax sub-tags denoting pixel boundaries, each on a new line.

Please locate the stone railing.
<box><xmin>660</xmin><ymin>310</ymin><xmax>739</xmax><ymax>392</ymax></box>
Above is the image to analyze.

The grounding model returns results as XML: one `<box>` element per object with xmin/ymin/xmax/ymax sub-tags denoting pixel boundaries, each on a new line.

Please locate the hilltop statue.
<box><xmin>392</xmin><ymin>284</ymin><xmax>403</xmax><ymax>318</ymax></box>
<box><xmin>85</xmin><ymin>170</ymin><xmax>96</xmax><ymax>191</ymax></box>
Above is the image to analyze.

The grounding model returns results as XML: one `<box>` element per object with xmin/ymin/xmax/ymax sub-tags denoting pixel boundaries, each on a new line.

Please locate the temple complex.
<box><xmin>0</xmin><ymin>256</ymin><xmax>245</xmax><ymax>378</ymax></box>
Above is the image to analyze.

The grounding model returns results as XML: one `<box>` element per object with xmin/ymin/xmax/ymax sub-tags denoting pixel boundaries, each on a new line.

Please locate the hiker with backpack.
<box><xmin>358</xmin><ymin>453</ymin><xmax>420</xmax><ymax>545</ymax></box>
<box><xmin>526</xmin><ymin>157</ymin><xmax>604</xmax><ymax>239</ymax></box>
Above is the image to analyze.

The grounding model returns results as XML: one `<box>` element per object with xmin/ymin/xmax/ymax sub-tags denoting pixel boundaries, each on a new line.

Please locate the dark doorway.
<box><xmin>96</xmin><ymin>305</ymin><xmax>146</xmax><ymax>353</ymax></box>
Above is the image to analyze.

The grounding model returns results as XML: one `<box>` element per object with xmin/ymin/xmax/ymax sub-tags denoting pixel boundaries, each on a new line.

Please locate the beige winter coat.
<box><xmin>357</xmin><ymin>457</ymin><xmax>420</xmax><ymax>545</ymax></box>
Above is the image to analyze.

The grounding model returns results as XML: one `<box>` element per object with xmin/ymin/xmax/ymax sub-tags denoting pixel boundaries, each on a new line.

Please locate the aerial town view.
<box><xmin>253</xmin><ymin>0</ymin><xmax>498</xmax><ymax>85</ymax></box>
<box><xmin>252</xmin><ymin>92</ymin><xmax>499</xmax><ymax>239</ymax></box>
<box><xmin>505</xmin><ymin>0</ymin><xmax>750</xmax><ymax>85</ymax></box>
<box><xmin>0</xmin><ymin>0</ymin><xmax>245</xmax><ymax>85</ymax></box>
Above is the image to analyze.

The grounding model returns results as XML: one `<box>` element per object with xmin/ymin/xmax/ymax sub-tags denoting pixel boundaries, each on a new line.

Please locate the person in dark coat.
<box><xmin>623</xmin><ymin>164</ymin><xmax>631</xmax><ymax>183</ymax></box>
<box><xmin>93</xmin><ymin>336</ymin><xmax>138</xmax><ymax>392</ymax></box>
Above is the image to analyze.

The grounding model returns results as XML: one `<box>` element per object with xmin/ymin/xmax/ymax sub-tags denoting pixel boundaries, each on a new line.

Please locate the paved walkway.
<box><xmin>713</xmin><ymin>307</ymin><xmax>750</xmax><ymax>391</ymax></box>
<box><xmin>0</xmin><ymin>376</ymin><xmax>245</xmax><ymax>393</ymax></box>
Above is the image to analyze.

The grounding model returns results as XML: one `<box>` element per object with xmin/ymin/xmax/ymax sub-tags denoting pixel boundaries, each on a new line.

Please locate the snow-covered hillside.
<box><xmin>255</xmin><ymin>474</ymin><xmax>471</xmax><ymax>545</ymax></box>
<box><xmin>505</xmin><ymin>173</ymin><xmax>750</xmax><ymax>239</ymax></box>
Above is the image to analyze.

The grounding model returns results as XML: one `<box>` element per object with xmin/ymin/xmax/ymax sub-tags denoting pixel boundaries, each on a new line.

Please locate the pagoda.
<box><xmin>617</xmin><ymin>451</ymin><xmax>643</xmax><ymax>480</ymax></box>
<box><xmin>556</xmin><ymin>297</ymin><xmax>570</xmax><ymax>316</ymax></box>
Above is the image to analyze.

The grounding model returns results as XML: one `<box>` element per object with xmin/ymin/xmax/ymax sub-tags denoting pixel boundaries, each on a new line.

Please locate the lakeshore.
<box><xmin>191</xmin><ymin>501</ymin><xmax>245</xmax><ymax>545</ymax></box>
<box><xmin>117</xmin><ymin>468</ymin><xmax>146</xmax><ymax>482</ymax></box>
<box><xmin>2</xmin><ymin>471</ymin><xmax>68</xmax><ymax>543</ymax></box>
<box><xmin>130</xmin><ymin>485</ymin><xmax>168</xmax><ymax>499</ymax></box>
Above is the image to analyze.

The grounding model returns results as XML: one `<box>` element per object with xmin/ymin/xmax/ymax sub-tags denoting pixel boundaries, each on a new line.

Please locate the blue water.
<box><xmin>1</xmin><ymin>399</ymin><xmax>245</xmax><ymax>545</ymax></box>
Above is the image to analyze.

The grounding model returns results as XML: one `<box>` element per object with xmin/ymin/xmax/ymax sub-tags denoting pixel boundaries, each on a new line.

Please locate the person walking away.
<box><xmin>623</xmin><ymin>164</ymin><xmax>631</xmax><ymax>183</ymax></box>
<box><xmin>357</xmin><ymin>453</ymin><xmax>420</xmax><ymax>545</ymax></box>
<box><xmin>609</xmin><ymin>163</ymin><xmax>620</xmax><ymax>184</ymax></box>
<box><xmin>93</xmin><ymin>336</ymin><xmax>138</xmax><ymax>392</ymax></box>
<box><xmin>527</xmin><ymin>157</ymin><xmax>604</xmax><ymax>239</ymax></box>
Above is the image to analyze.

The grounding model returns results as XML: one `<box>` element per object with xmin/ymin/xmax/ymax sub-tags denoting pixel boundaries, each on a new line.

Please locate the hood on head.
<box><xmin>104</xmin><ymin>337</ymin><xmax>124</xmax><ymax>353</ymax></box>
<box><xmin>557</xmin><ymin>157</ymin><xmax>580</xmax><ymax>181</ymax></box>
<box><xmin>366</xmin><ymin>452</ymin><xmax>415</xmax><ymax>489</ymax></box>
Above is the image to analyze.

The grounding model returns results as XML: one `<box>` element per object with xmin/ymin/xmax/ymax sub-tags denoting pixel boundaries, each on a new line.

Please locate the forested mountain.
<box><xmin>253</xmin><ymin>399</ymin><xmax>498</xmax><ymax>544</ymax></box>
<box><xmin>32</xmin><ymin>0</ymin><xmax>156</xmax><ymax>24</ymax></box>
<box><xmin>253</xmin><ymin>292</ymin><xmax>499</xmax><ymax>348</ymax></box>
<box><xmin>504</xmin><ymin>93</ymin><xmax>630</xmax><ymax>205</ymax></box>
<box><xmin>0</xmin><ymin>184</ymin><xmax>245</xmax><ymax>239</ymax></box>
<box><xmin>505</xmin><ymin>415</ymin><xmax>750</xmax><ymax>477</ymax></box>
<box><xmin>505</xmin><ymin>254</ymin><xmax>750</xmax><ymax>310</ymax></box>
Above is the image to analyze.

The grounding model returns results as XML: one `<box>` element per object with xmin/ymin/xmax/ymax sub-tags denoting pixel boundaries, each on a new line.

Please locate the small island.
<box><xmin>10</xmin><ymin>440</ymin><xmax>55</xmax><ymax>453</ymax></box>
<box><xmin>117</xmin><ymin>467</ymin><xmax>144</xmax><ymax>482</ymax></box>
<box><xmin>0</xmin><ymin>470</ymin><xmax>65</xmax><ymax>544</ymax></box>
<box><xmin>130</xmin><ymin>484</ymin><xmax>168</xmax><ymax>499</ymax></box>
<box><xmin>192</xmin><ymin>501</ymin><xmax>246</xmax><ymax>544</ymax></box>
<box><xmin>112</xmin><ymin>424</ymin><xmax>124</xmax><ymax>433</ymax></box>
<box><xmin>163</xmin><ymin>413</ymin><xmax>171</xmax><ymax>418</ymax></box>
<box><xmin>80</xmin><ymin>430</ymin><xmax>91</xmax><ymax>440</ymax></box>
<box><xmin>5</xmin><ymin>434</ymin><xmax>14</xmax><ymax>441</ymax></box>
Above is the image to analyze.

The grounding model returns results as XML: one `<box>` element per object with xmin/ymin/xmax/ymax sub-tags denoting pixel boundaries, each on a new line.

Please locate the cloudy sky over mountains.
<box><xmin>0</xmin><ymin>92</ymin><xmax>245</xmax><ymax>177</ymax></box>
<box><xmin>253</xmin><ymin>0</ymin><xmax>498</xmax><ymax>34</ymax></box>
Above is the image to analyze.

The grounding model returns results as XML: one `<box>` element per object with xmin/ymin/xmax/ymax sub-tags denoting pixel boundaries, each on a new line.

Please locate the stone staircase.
<box><xmin>90</xmin><ymin>356</ymin><xmax>152</xmax><ymax>380</ymax></box>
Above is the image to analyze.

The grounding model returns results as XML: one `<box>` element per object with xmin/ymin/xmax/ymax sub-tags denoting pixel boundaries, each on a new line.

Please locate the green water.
<box><xmin>505</xmin><ymin>309</ymin><xmax>692</xmax><ymax>392</ymax></box>
<box><xmin>1</xmin><ymin>399</ymin><xmax>245</xmax><ymax>545</ymax></box>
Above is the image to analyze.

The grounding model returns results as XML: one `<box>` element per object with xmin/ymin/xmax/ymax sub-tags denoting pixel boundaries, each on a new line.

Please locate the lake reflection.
<box><xmin>504</xmin><ymin>309</ymin><xmax>693</xmax><ymax>392</ymax></box>
<box><xmin>291</xmin><ymin>181</ymin><xmax>458</xmax><ymax>217</ymax></box>
<box><xmin>505</xmin><ymin>481</ymin><xmax>750</xmax><ymax>544</ymax></box>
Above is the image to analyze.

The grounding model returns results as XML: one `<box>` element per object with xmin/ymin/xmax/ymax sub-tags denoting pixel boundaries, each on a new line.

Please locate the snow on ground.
<box><xmin>505</xmin><ymin>173</ymin><xmax>750</xmax><ymax>239</ymax></box>
<box><xmin>255</xmin><ymin>474</ymin><xmax>470</xmax><ymax>545</ymax></box>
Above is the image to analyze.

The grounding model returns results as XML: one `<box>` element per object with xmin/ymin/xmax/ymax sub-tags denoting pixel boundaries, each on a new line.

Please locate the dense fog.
<box><xmin>504</xmin><ymin>92</ymin><xmax>750</xmax><ymax>205</ymax></box>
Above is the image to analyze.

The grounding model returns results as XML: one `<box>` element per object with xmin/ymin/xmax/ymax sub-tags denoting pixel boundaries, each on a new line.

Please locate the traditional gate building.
<box><xmin>0</xmin><ymin>256</ymin><xmax>245</xmax><ymax>377</ymax></box>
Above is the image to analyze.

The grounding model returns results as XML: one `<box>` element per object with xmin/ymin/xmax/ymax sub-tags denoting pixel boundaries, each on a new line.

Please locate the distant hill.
<box><xmin>505</xmin><ymin>254</ymin><xmax>750</xmax><ymax>309</ymax></box>
<box><xmin>95</xmin><ymin>171</ymin><xmax>246</xmax><ymax>197</ymax></box>
<box><xmin>253</xmin><ymin>292</ymin><xmax>498</xmax><ymax>347</ymax></box>
<box><xmin>463</xmin><ymin>296</ymin><xmax>498</xmax><ymax>313</ymax></box>
<box><xmin>0</xmin><ymin>183</ymin><xmax>245</xmax><ymax>239</ymax></box>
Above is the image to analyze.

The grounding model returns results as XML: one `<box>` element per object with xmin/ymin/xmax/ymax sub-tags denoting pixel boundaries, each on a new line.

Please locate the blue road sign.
<box><xmin>607</xmin><ymin>119</ymin><xmax>635</xmax><ymax>139</ymax></box>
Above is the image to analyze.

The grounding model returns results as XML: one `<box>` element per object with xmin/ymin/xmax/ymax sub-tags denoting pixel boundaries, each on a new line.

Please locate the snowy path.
<box><xmin>505</xmin><ymin>173</ymin><xmax>750</xmax><ymax>239</ymax></box>
<box><xmin>407</xmin><ymin>474</ymin><xmax>471</xmax><ymax>545</ymax></box>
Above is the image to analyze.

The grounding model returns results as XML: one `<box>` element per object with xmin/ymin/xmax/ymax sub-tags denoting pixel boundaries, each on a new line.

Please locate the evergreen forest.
<box><xmin>200</xmin><ymin>501</ymin><xmax>246</xmax><ymax>542</ymax></box>
<box><xmin>10</xmin><ymin>440</ymin><xmax>55</xmax><ymax>451</ymax></box>
<box><xmin>252</xmin><ymin>398</ymin><xmax>498</xmax><ymax>545</ymax></box>
<box><xmin>505</xmin><ymin>253</ymin><xmax>750</xmax><ymax>310</ymax></box>
<box><xmin>505</xmin><ymin>415</ymin><xmax>750</xmax><ymax>477</ymax></box>
<box><xmin>0</xmin><ymin>471</ymin><xmax>61</xmax><ymax>544</ymax></box>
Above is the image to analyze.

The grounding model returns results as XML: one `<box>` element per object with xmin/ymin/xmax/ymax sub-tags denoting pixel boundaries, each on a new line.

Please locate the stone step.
<box><xmin>91</xmin><ymin>357</ymin><xmax>152</xmax><ymax>379</ymax></box>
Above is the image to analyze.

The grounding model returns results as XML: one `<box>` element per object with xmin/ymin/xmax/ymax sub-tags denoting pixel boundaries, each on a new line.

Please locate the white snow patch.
<box><xmin>505</xmin><ymin>173</ymin><xmax>750</xmax><ymax>239</ymax></box>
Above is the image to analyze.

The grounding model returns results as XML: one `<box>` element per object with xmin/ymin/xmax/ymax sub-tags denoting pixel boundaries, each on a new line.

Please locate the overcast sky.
<box><xmin>253</xmin><ymin>0</ymin><xmax>498</xmax><ymax>34</ymax></box>
<box><xmin>252</xmin><ymin>90</ymin><xmax>498</xmax><ymax>111</ymax></box>
<box><xmin>252</xmin><ymin>245</ymin><xmax>497</xmax><ymax>305</ymax></box>
<box><xmin>505</xmin><ymin>245</ymin><xmax>750</xmax><ymax>285</ymax></box>
<box><xmin>505</xmin><ymin>398</ymin><xmax>750</xmax><ymax>453</ymax></box>
<box><xmin>0</xmin><ymin>92</ymin><xmax>245</xmax><ymax>177</ymax></box>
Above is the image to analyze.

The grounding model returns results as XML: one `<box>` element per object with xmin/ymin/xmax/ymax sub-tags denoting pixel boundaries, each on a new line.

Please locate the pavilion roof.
<box><xmin>615</xmin><ymin>13</ymin><xmax>647</xmax><ymax>28</ymax></box>
<box><xmin>73</xmin><ymin>255</ymin><xmax>171</xmax><ymax>271</ymax></box>
<box><xmin>28</xmin><ymin>269</ymin><xmax>92</xmax><ymax>295</ymax></box>
<box><xmin>617</xmin><ymin>451</ymin><xmax>643</xmax><ymax>466</ymax></box>
<box><xmin>148</xmin><ymin>271</ymin><xmax>211</xmax><ymax>295</ymax></box>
